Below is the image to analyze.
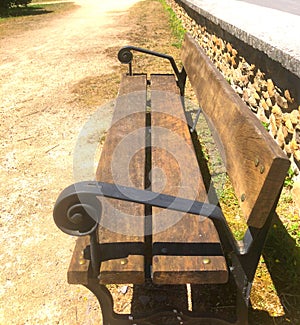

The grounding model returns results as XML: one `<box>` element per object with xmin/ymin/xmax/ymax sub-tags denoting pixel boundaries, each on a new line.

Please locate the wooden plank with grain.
<box><xmin>96</xmin><ymin>75</ymin><xmax>147</xmax><ymax>284</ymax></box>
<box><xmin>150</xmin><ymin>74</ymin><xmax>228</xmax><ymax>284</ymax></box>
<box><xmin>182</xmin><ymin>33</ymin><xmax>290</xmax><ymax>228</ymax></box>
<box><xmin>67</xmin><ymin>236</ymin><xmax>90</xmax><ymax>285</ymax></box>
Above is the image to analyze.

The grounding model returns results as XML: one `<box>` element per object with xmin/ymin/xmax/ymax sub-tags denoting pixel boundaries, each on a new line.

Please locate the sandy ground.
<box><xmin>0</xmin><ymin>0</ymin><xmax>142</xmax><ymax>323</ymax></box>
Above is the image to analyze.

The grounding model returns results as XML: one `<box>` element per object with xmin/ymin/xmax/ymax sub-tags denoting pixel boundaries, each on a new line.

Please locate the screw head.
<box><xmin>120</xmin><ymin>258</ymin><xmax>128</xmax><ymax>265</ymax></box>
<box><xmin>203</xmin><ymin>258</ymin><xmax>211</xmax><ymax>265</ymax></box>
<box><xmin>79</xmin><ymin>258</ymin><xmax>86</xmax><ymax>265</ymax></box>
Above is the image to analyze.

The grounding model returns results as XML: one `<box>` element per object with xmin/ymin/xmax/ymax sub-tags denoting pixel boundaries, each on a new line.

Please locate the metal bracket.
<box><xmin>118</xmin><ymin>46</ymin><xmax>187</xmax><ymax>95</ymax></box>
<box><xmin>190</xmin><ymin>107</ymin><xmax>202</xmax><ymax>133</ymax></box>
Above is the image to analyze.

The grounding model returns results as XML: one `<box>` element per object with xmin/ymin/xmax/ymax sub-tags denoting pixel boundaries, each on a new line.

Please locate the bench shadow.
<box><xmin>187</xmin><ymin>108</ymin><xmax>300</xmax><ymax>323</ymax></box>
<box><xmin>129</xmin><ymin>200</ymin><xmax>298</xmax><ymax>317</ymax></box>
<box><xmin>129</xmin><ymin>110</ymin><xmax>300</xmax><ymax>324</ymax></box>
<box><xmin>250</xmin><ymin>213</ymin><xmax>300</xmax><ymax>324</ymax></box>
<box><xmin>131</xmin><ymin>282</ymin><xmax>188</xmax><ymax>317</ymax></box>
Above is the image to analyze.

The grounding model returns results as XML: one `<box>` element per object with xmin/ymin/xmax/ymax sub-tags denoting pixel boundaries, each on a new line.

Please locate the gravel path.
<box><xmin>0</xmin><ymin>0</ymin><xmax>141</xmax><ymax>323</ymax></box>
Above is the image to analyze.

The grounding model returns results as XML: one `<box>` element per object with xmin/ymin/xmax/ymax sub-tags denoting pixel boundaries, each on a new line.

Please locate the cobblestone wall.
<box><xmin>168</xmin><ymin>0</ymin><xmax>300</xmax><ymax>175</ymax></box>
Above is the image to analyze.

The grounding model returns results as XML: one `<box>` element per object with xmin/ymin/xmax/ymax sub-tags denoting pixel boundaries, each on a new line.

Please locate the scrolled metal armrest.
<box><xmin>118</xmin><ymin>47</ymin><xmax>133</xmax><ymax>65</ymax></box>
<box><xmin>53</xmin><ymin>183</ymin><xmax>101</xmax><ymax>237</ymax></box>
<box><xmin>117</xmin><ymin>46</ymin><xmax>185</xmax><ymax>85</ymax></box>
<box><xmin>53</xmin><ymin>181</ymin><xmax>238</xmax><ymax>255</ymax></box>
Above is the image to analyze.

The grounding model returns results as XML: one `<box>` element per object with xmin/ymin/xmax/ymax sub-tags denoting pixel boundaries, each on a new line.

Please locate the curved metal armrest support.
<box><xmin>118</xmin><ymin>46</ymin><xmax>186</xmax><ymax>94</ymax></box>
<box><xmin>54</xmin><ymin>181</ymin><xmax>240</xmax><ymax>255</ymax></box>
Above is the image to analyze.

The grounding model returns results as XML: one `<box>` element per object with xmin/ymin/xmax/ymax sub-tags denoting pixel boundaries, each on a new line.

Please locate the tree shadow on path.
<box><xmin>0</xmin><ymin>6</ymin><xmax>52</xmax><ymax>18</ymax></box>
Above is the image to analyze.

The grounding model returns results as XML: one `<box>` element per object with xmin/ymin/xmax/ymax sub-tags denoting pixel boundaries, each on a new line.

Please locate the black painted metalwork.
<box><xmin>118</xmin><ymin>46</ymin><xmax>187</xmax><ymax>95</ymax></box>
<box><xmin>190</xmin><ymin>107</ymin><xmax>202</xmax><ymax>133</ymax></box>
<box><xmin>85</xmin><ymin>277</ymin><xmax>248</xmax><ymax>325</ymax></box>
<box><xmin>54</xmin><ymin>188</ymin><xmax>101</xmax><ymax>237</ymax></box>
<box><xmin>53</xmin><ymin>180</ymin><xmax>278</xmax><ymax>324</ymax></box>
<box><xmin>54</xmin><ymin>181</ymin><xmax>237</xmax><ymax>254</ymax></box>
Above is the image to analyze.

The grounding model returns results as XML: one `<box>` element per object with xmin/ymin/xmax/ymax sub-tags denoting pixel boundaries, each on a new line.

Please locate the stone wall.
<box><xmin>167</xmin><ymin>0</ymin><xmax>300</xmax><ymax>176</ymax></box>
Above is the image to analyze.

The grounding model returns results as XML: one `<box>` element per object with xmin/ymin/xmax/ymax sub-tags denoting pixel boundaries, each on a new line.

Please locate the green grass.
<box><xmin>284</xmin><ymin>167</ymin><xmax>296</xmax><ymax>189</ymax></box>
<box><xmin>261</xmin><ymin>121</ymin><xmax>269</xmax><ymax>131</ymax></box>
<box><xmin>158</xmin><ymin>0</ymin><xmax>185</xmax><ymax>48</ymax></box>
<box><xmin>202</xmin><ymin>137</ymin><xmax>300</xmax><ymax>318</ymax></box>
<box><xmin>216</xmin><ymin>177</ymin><xmax>247</xmax><ymax>240</ymax></box>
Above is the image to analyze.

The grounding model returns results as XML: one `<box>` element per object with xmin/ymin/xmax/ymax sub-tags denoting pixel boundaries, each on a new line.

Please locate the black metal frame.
<box><xmin>85</xmin><ymin>278</ymin><xmax>248</xmax><ymax>325</ymax></box>
<box><xmin>118</xmin><ymin>46</ymin><xmax>187</xmax><ymax>96</ymax></box>
<box><xmin>54</xmin><ymin>181</ymin><xmax>278</xmax><ymax>324</ymax></box>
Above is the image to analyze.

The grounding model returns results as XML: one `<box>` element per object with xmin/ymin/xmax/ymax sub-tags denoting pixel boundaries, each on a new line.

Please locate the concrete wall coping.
<box><xmin>181</xmin><ymin>0</ymin><xmax>300</xmax><ymax>78</ymax></box>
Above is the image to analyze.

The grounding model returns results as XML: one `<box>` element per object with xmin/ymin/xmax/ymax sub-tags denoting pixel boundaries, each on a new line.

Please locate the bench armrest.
<box><xmin>53</xmin><ymin>181</ymin><xmax>239</xmax><ymax>256</ymax></box>
<box><xmin>118</xmin><ymin>46</ymin><xmax>186</xmax><ymax>94</ymax></box>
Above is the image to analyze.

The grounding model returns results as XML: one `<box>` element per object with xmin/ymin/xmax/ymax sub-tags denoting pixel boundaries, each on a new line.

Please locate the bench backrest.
<box><xmin>182</xmin><ymin>33</ymin><xmax>290</xmax><ymax>229</ymax></box>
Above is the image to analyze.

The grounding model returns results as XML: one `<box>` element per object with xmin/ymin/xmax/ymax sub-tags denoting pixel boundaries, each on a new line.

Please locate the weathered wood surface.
<box><xmin>96</xmin><ymin>75</ymin><xmax>147</xmax><ymax>284</ymax></box>
<box><xmin>182</xmin><ymin>33</ymin><xmax>290</xmax><ymax>228</ymax></box>
<box><xmin>68</xmin><ymin>236</ymin><xmax>90</xmax><ymax>285</ymax></box>
<box><xmin>150</xmin><ymin>74</ymin><xmax>228</xmax><ymax>284</ymax></box>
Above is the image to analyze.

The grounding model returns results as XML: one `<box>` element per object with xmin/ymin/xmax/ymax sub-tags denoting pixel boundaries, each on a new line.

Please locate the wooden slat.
<box><xmin>151</xmin><ymin>74</ymin><xmax>228</xmax><ymax>284</ymax></box>
<box><xmin>67</xmin><ymin>236</ymin><xmax>90</xmax><ymax>285</ymax></box>
<box><xmin>96</xmin><ymin>75</ymin><xmax>147</xmax><ymax>284</ymax></box>
<box><xmin>182</xmin><ymin>33</ymin><xmax>290</xmax><ymax>228</ymax></box>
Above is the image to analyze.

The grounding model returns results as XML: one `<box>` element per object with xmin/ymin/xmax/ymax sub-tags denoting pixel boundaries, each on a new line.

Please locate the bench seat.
<box><xmin>79</xmin><ymin>72</ymin><xmax>228</xmax><ymax>285</ymax></box>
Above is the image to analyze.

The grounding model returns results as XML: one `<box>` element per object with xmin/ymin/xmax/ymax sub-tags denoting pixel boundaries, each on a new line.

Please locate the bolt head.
<box><xmin>120</xmin><ymin>259</ymin><xmax>128</xmax><ymax>265</ymax></box>
<box><xmin>203</xmin><ymin>258</ymin><xmax>211</xmax><ymax>265</ymax></box>
<box><xmin>79</xmin><ymin>258</ymin><xmax>86</xmax><ymax>265</ymax></box>
<box><xmin>161</xmin><ymin>248</ymin><xmax>168</xmax><ymax>254</ymax></box>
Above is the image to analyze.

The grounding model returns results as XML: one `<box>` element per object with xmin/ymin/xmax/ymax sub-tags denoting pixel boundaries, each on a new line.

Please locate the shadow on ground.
<box><xmin>129</xmin><ymin>213</ymin><xmax>300</xmax><ymax>324</ymax></box>
<box><xmin>0</xmin><ymin>6</ymin><xmax>52</xmax><ymax>18</ymax></box>
<box><xmin>250</xmin><ymin>214</ymin><xmax>300</xmax><ymax>324</ymax></box>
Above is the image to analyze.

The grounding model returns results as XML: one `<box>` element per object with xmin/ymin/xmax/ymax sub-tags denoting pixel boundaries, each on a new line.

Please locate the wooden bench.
<box><xmin>54</xmin><ymin>33</ymin><xmax>290</xmax><ymax>324</ymax></box>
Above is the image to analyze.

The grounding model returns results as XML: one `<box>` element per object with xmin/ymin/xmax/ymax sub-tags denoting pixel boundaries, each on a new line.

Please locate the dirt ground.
<box><xmin>0</xmin><ymin>0</ymin><xmax>146</xmax><ymax>324</ymax></box>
